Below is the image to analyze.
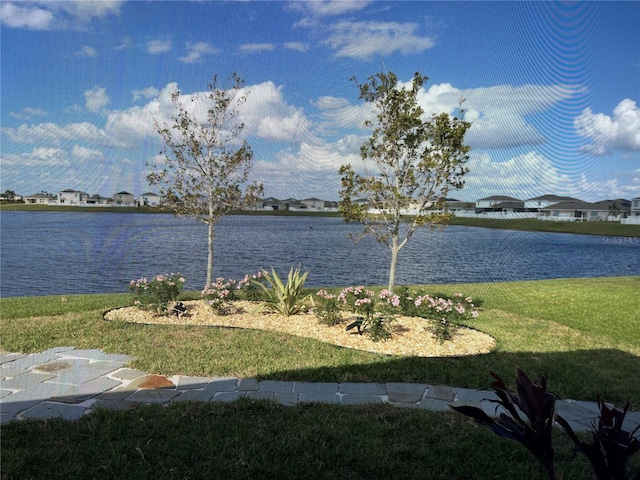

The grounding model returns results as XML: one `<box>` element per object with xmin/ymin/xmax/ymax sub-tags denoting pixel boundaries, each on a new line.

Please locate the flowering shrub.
<box><xmin>315</xmin><ymin>286</ymin><xmax>479</xmax><ymax>343</ymax></box>
<box><xmin>201</xmin><ymin>277</ymin><xmax>238</xmax><ymax>315</ymax></box>
<box><xmin>129</xmin><ymin>273</ymin><xmax>185</xmax><ymax>315</ymax></box>
<box><xmin>398</xmin><ymin>288</ymin><xmax>479</xmax><ymax>343</ymax></box>
<box><xmin>315</xmin><ymin>289</ymin><xmax>342</xmax><ymax>326</ymax></box>
<box><xmin>237</xmin><ymin>271</ymin><xmax>268</xmax><ymax>302</ymax></box>
<box><xmin>314</xmin><ymin>286</ymin><xmax>401</xmax><ymax>341</ymax></box>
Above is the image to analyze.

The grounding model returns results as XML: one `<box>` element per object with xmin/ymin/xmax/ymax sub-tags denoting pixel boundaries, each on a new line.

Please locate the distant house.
<box><xmin>524</xmin><ymin>195</ymin><xmax>582</xmax><ymax>211</ymax></box>
<box><xmin>24</xmin><ymin>193</ymin><xmax>57</xmax><ymax>205</ymax></box>
<box><xmin>85</xmin><ymin>194</ymin><xmax>111</xmax><ymax>205</ymax></box>
<box><xmin>140</xmin><ymin>192</ymin><xmax>161</xmax><ymax>206</ymax></box>
<box><xmin>539</xmin><ymin>199</ymin><xmax>631</xmax><ymax>222</ymax></box>
<box><xmin>58</xmin><ymin>189</ymin><xmax>88</xmax><ymax>205</ymax></box>
<box><xmin>113</xmin><ymin>191</ymin><xmax>135</xmax><ymax>206</ymax></box>
<box><xmin>631</xmin><ymin>197</ymin><xmax>640</xmax><ymax>217</ymax></box>
<box><xmin>324</xmin><ymin>201</ymin><xmax>339</xmax><ymax>212</ymax></box>
<box><xmin>301</xmin><ymin>198</ymin><xmax>325</xmax><ymax>211</ymax></box>
<box><xmin>282</xmin><ymin>198</ymin><xmax>306</xmax><ymax>211</ymax></box>
<box><xmin>0</xmin><ymin>192</ymin><xmax>22</xmax><ymax>202</ymax></box>
<box><xmin>446</xmin><ymin>199</ymin><xmax>475</xmax><ymax>215</ymax></box>
<box><xmin>475</xmin><ymin>196</ymin><xmax>524</xmax><ymax>213</ymax></box>
<box><xmin>261</xmin><ymin>197</ymin><xmax>284</xmax><ymax>210</ymax></box>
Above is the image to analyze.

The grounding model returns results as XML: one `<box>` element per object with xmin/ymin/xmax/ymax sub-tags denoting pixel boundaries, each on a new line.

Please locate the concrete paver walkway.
<box><xmin>1</xmin><ymin>347</ymin><xmax>639</xmax><ymax>434</ymax></box>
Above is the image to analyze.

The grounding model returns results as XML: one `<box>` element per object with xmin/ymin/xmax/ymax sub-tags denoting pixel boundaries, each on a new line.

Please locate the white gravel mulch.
<box><xmin>105</xmin><ymin>300</ymin><xmax>496</xmax><ymax>358</ymax></box>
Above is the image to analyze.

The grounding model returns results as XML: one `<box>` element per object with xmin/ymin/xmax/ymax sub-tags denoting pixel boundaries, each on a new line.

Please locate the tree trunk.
<box><xmin>206</xmin><ymin>222</ymin><xmax>215</xmax><ymax>287</ymax></box>
<box><xmin>388</xmin><ymin>234</ymin><xmax>400</xmax><ymax>292</ymax></box>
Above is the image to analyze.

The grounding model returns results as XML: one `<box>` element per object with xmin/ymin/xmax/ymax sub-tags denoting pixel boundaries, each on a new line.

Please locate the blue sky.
<box><xmin>2</xmin><ymin>1</ymin><xmax>639</xmax><ymax>202</ymax></box>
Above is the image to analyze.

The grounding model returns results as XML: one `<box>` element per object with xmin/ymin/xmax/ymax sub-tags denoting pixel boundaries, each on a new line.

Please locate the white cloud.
<box><xmin>179</xmin><ymin>42</ymin><xmax>218</xmax><ymax>64</ymax></box>
<box><xmin>239</xmin><ymin>82</ymin><xmax>315</xmax><ymax>143</ymax></box>
<box><xmin>330</xmin><ymin>78</ymin><xmax>578</xmax><ymax>148</ymax></box>
<box><xmin>9</xmin><ymin>107</ymin><xmax>47</xmax><ymax>121</ymax></box>
<box><xmin>316</xmin><ymin>81</ymin><xmax>578</xmax><ymax>150</ymax></box>
<box><xmin>324</xmin><ymin>20</ymin><xmax>434</xmax><ymax>60</ymax></box>
<box><xmin>288</xmin><ymin>1</ymin><xmax>372</xmax><ymax>18</ymax></box>
<box><xmin>114</xmin><ymin>36</ymin><xmax>132</xmax><ymax>51</ymax></box>
<box><xmin>574</xmin><ymin>99</ymin><xmax>640</xmax><ymax>156</ymax></box>
<box><xmin>1</xmin><ymin>122</ymin><xmax>121</xmax><ymax>148</ymax></box>
<box><xmin>575</xmin><ymin>174</ymin><xmax>627</xmax><ymax>200</ymax></box>
<box><xmin>460</xmin><ymin>151</ymin><xmax>640</xmax><ymax>202</ymax></box>
<box><xmin>283</xmin><ymin>42</ymin><xmax>308</xmax><ymax>52</ymax></box>
<box><xmin>462</xmin><ymin>151</ymin><xmax>575</xmax><ymax>201</ymax></box>
<box><xmin>72</xmin><ymin>145</ymin><xmax>104</xmax><ymax>162</ymax></box>
<box><xmin>253</xmin><ymin>138</ymin><xmax>361</xmax><ymax>198</ymax></box>
<box><xmin>133</xmin><ymin>87</ymin><xmax>160</xmax><ymax>102</ymax></box>
<box><xmin>75</xmin><ymin>45</ymin><xmax>98</xmax><ymax>58</ymax></box>
<box><xmin>0</xmin><ymin>2</ymin><xmax>53</xmax><ymax>29</ymax></box>
<box><xmin>0</xmin><ymin>1</ymin><xmax>123</xmax><ymax>30</ymax></box>
<box><xmin>1</xmin><ymin>147</ymin><xmax>68</xmax><ymax>167</ymax></box>
<box><xmin>102</xmin><ymin>81</ymin><xmax>315</xmax><ymax>146</ymax></box>
<box><xmin>315</xmin><ymin>95</ymin><xmax>374</xmax><ymax>133</ymax></box>
<box><xmin>240</xmin><ymin>43</ymin><xmax>275</xmax><ymax>54</ymax></box>
<box><xmin>84</xmin><ymin>86</ymin><xmax>110</xmax><ymax>113</ymax></box>
<box><xmin>147</xmin><ymin>39</ymin><xmax>171</xmax><ymax>54</ymax></box>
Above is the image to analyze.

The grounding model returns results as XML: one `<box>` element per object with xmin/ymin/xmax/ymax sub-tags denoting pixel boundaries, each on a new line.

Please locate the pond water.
<box><xmin>1</xmin><ymin>211</ymin><xmax>638</xmax><ymax>297</ymax></box>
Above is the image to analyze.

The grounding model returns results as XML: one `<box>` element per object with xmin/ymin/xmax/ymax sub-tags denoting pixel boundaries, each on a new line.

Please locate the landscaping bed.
<box><xmin>105</xmin><ymin>300</ymin><xmax>495</xmax><ymax>358</ymax></box>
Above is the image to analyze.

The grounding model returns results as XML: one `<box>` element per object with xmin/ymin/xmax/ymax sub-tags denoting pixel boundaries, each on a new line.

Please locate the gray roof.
<box><xmin>26</xmin><ymin>193</ymin><xmax>56</xmax><ymax>198</ymax></box>
<box><xmin>491</xmin><ymin>201</ymin><xmax>525</xmax><ymax>209</ymax></box>
<box><xmin>541</xmin><ymin>199</ymin><xmax>631</xmax><ymax>212</ymax></box>
<box><xmin>526</xmin><ymin>195</ymin><xmax>582</xmax><ymax>202</ymax></box>
<box><xmin>477</xmin><ymin>195</ymin><xmax>522</xmax><ymax>201</ymax></box>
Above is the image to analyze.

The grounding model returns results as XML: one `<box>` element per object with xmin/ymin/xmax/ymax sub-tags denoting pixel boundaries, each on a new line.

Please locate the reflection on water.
<box><xmin>1</xmin><ymin>211</ymin><xmax>638</xmax><ymax>297</ymax></box>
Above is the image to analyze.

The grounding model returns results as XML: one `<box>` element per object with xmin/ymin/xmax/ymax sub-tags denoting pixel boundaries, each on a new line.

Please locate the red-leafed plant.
<box><xmin>451</xmin><ymin>369</ymin><xmax>557</xmax><ymax>479</ymax></box>
<box><xmin>451</xmin><ymin>369</ymin><xmax>640</xmax><ymax>480</ymax></box>
<box><xmin>556</xmin><ymin>398</ymin><xmax>640</xmax><ymax>480</ymax></box>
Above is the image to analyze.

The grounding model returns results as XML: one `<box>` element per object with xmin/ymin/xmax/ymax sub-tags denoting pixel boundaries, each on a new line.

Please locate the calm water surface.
<box><xmin>1</xmin><ymin>211</ymin><xmax>638</xmax><ymax>297</ymax></box>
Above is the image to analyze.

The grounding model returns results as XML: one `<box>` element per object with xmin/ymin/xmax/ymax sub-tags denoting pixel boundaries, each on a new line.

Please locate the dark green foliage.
<box><xmin>338</xmin><ymin>71</ymin><xmax>471</xmax><ymax>292</ymax></box>
<box><xmin>452</xmin><ymin>370</ymin><xmax>640</xmax><ymax>480</ymax></box>
<box><xmin>128</xmin><ymin>273</ymin><xmax>185</xmax><ymax>315</ymax></box>
<box><xmin>253</xmin><ymin>266</ymin><xmax>313</xmax><ymax>316</ymax></box>
<box><xmin>557</xmin><ymin>399</ymin><xmax>640</xmax><ymax>480</ymax></box>
<box><xmin>148</xmin><ymin>73</ymin><xmax>263</xmax><ymax>287</ymax></box>
<box><xmin>315</xmin><ymin>298</ymin><xmax>343</xmax><ymax>326</ymax></box>
<box><xmin>452</xmin><ymin>369</ymin><xmax>558</xmax><ymax>479</ymax></box>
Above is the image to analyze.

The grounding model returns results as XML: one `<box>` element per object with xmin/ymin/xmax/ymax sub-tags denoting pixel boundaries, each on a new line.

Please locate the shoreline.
<box><xmin>1</xmin><ymin>275</ymin><xmax>638</xmax><ymax>301</ymax></box>
<box><xmin>3</xmin><ymin>203</ymin><xmax>639</xmax><ymax>237</ymax></box>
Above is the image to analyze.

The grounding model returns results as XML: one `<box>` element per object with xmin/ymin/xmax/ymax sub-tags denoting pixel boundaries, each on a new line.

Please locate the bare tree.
<box><xmin>339</xmin><ymin>71</ymin><xmax>471</xmax><ymax>292</ymax></box>
<box><xmin>148</xmin><ymin>73</ymin><xmax>263</xmax><ymax>287</ymax></box>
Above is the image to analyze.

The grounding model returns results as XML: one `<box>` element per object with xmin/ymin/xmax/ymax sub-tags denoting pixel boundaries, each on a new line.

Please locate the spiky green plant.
<box><xmin>253</xmin><ymin>266</ymin><xmax>313</xmax><ymax>316</ymax></box>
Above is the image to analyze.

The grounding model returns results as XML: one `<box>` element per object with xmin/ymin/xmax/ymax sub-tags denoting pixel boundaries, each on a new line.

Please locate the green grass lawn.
<box><xmin>1</xmin><ymin>400</ymin><xmax>612</xmax><ymax>480</ymax></box>
<box><xmin>1</xmin><ymin>277</ymin><xmax>639</xmax><ymax>480</ymax></box>
<box><xmin>1</xmin><ymin>277</ymin><xmax>638</xmax><ymax>405</ymax></box>
<box><xmin>448</xmin><ymin>216</ymin><xmax>640</xmax><ymax>237</ymax></box>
